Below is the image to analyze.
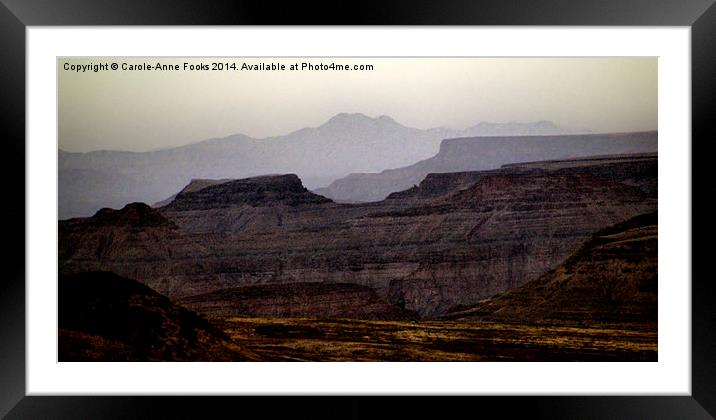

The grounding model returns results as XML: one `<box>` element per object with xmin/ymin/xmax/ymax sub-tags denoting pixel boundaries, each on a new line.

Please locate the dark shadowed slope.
<box><xmin>443</xmin><ymin>212</ymin><xmax>657</xmax><ymax>327</ymax></box>
<box><xmin>315</xmin><ymin>131</ymin><xmax>657</xmax><ymax>203</ymax></box>
<box><xmin>59</xmin><ymin>271</ymin><xmax>258</xmax><ymax>361</ymax></box>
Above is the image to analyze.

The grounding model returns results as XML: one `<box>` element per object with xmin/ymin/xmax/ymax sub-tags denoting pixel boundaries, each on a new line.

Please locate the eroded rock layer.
<box><xmin>178</xmin><ymin>282</ymin><xmax>419</xmax><ymax>320</ymax></box>
<box><xmin>59</xmin><ymin>155</ymin><xmax>656</xmax><ymax>318</ymax></box>
<box><xmin>443</xmin><ymin>212</ymin><xmax>657</xmax><ymax>326</ymax></box>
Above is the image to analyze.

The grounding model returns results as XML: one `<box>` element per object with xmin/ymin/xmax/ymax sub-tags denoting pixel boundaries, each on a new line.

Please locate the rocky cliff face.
<box><xmin>388</xmin><ymin>153</ymin><xmax>657</xmax><ymax>202</ymax></box>
<box><xmin>59</xmin><ymin>154</ymin><xmax>656</xmax><ymax>318</ymax></box>
<box><xmin>443</xmin><ymin>212</ymin><xmax>657</xmax><ymax>326</ymax></box>
<box><xmin>59</xmin><ymin>203</ymin><xmax>178</xmax><ymax>262</ymax></box>
<box><xmin>315</xmin><ymin>131</ymin><xmax>657</xmax><ymax>203</ymax></box>
<box><xmin>501</xmin><ymin>153</ymin><xmax>657</xmax><ymax>198</ymax></box>
<box><xmin>366</xmin><ymin>171</ymin><xmax>653</xmax><ymax>315</ymax></box>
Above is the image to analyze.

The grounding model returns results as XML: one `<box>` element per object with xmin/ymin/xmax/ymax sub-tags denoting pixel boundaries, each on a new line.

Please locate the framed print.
<box><xmin>2</xmin><ymin>0</ymin><xmax>715</xmax><ymax>418</ymax></box>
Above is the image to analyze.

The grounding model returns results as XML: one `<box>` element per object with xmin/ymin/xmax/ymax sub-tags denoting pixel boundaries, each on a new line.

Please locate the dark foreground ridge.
<box><xmin>59</xmin><ymin>271</ymin><xmax>257</xmax><ymax>361</ymax></box>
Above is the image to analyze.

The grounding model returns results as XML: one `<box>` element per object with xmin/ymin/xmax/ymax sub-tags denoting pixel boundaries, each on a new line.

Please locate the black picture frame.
<box><xmin>1</xmin><ymin>1</ymin><xmax>714</xmax><ymax>418</ymax></box>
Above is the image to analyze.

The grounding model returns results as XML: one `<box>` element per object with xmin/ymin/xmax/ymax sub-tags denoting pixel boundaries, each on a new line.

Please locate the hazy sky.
<box><xmin>59</xmin><ymin>57</ymin><xmax>657</xmax><ymax>153</ymax></box>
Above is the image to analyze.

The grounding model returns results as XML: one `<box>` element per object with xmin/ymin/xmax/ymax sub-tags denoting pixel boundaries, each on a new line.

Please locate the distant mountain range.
<box><xmin>59</xmin><ymin>113</ymin><xmax>571</xmax><ymax>219</ymax></box>
<box><xmin>314</xmin><ymin>131</ymin><xmax>658</xmax><ymax>203</ymax></box>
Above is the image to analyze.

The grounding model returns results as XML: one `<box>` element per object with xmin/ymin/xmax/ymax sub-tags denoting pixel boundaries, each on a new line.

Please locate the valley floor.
<box><xmin>218</xmin><ymin>317</ymin><xmax>657</xmax><ymax>362</ymax></box>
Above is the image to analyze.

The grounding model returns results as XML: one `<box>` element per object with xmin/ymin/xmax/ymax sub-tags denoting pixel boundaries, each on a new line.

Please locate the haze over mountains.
<box><xmin>59</xmin><ymin>113</ymin><xmax>572</xmax><ymax>219</ymax></box>
<box><xmin>315</xmin><ymin>131</ymin><xmax>658</xmax><ymax>203</ymax></box>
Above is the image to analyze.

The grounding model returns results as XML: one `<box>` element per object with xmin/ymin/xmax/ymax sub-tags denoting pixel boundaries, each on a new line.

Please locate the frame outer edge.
<box><xmin>0</xmin><ymin>1</ymin><xmax>26</xmax><ymax>419</ymax></box>
<box><xmin>0</xmin><ymin>0</ymin><xmax>714</xmax><ymax>25</ymax></box>
<box><xmin>691</xmin><ymin>1</ymin><xmax>716</xmax><ymax>417</ymax></box>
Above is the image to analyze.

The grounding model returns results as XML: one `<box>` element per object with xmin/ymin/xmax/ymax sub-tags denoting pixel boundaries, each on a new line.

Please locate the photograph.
<box><xmin>57</xmin><ymin>56</ymin><xmax>658</xmax><ymax>362</ymax></box>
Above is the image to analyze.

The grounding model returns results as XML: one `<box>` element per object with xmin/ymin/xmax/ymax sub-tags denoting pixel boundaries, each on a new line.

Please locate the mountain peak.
<box><xmin>329</xmin><ymin>112</ymin><xmax>370</xmax><ymax>120</ymax></box>
<box><xmin>322</xmin><ymin>113</ymin><xmax>401</xmax><ymax>129</ymax></box>
<box><xmin>377</xmin><ymin>114</ymin><xmax>397</xmax><ymax>123</ymax></box>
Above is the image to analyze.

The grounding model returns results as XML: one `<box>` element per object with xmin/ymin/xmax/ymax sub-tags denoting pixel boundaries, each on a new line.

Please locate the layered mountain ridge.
<box><xmin>59</xmin><ymin>114</ymin><xmax>571</xmax><ymax>218</ymax></box>
<box><xmin>59</xmin><ymin>152</ymin><xmax>657</xmax><ymax>318</ymax></box>
<box><xmin>315</xmin><ymin>131</ymin><xmax>657</xmax><ymax>203</ymax></box>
